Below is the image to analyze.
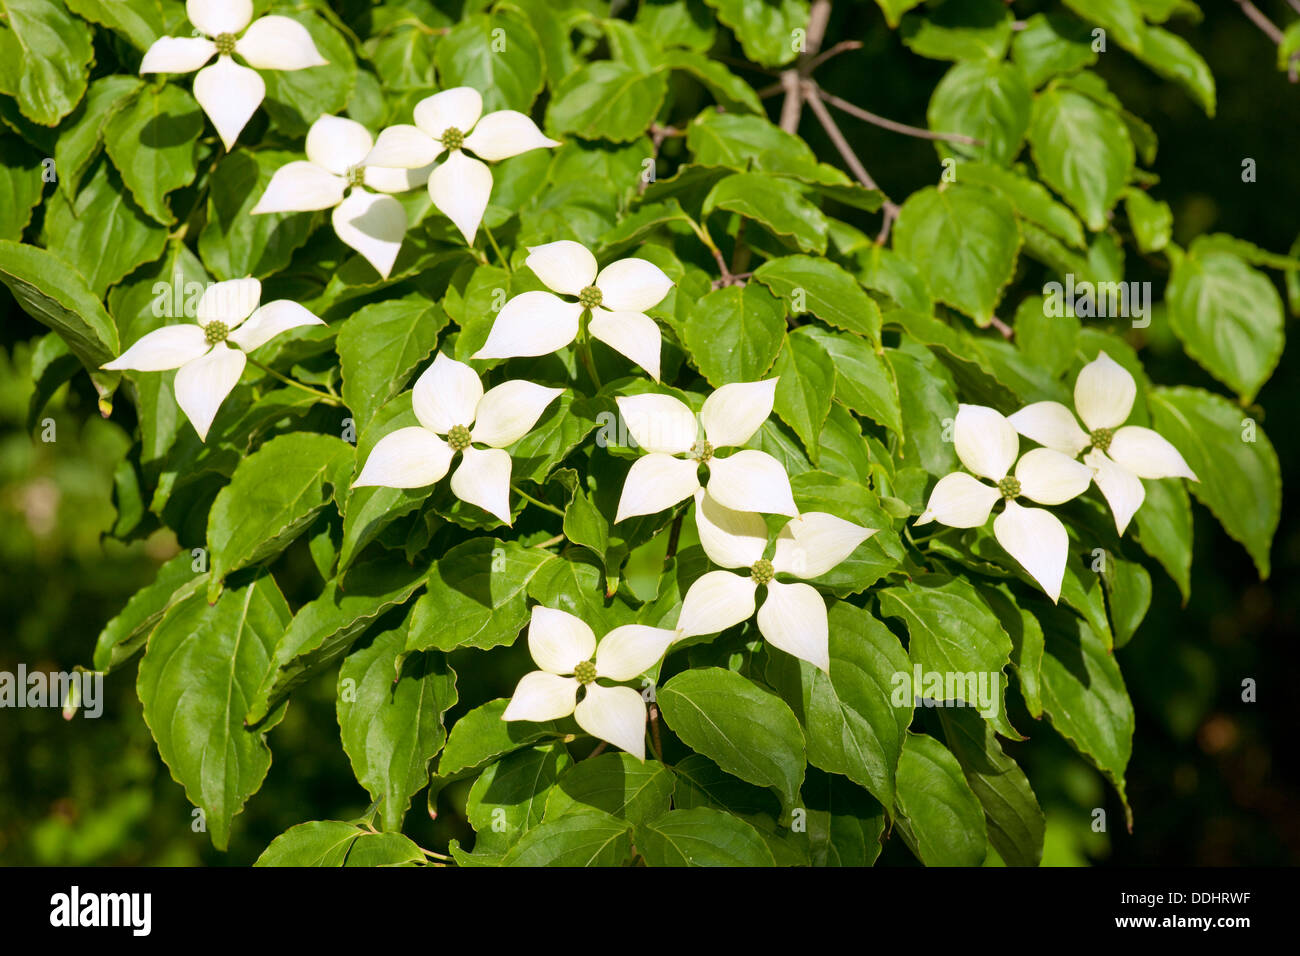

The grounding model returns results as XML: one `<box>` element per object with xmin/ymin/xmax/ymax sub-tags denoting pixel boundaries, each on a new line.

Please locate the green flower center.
<box><xmin>750</xmin><ymin>558</ymin><xmax>774</xmax><ymax>586</ymax></box>
<box><xmin>447</xmin><ymin>424</ymin><xmax>472</xmax><ymax>452</ymax></box>
<box><xmin>345</xmin><ymin>164</ymin><xmax>366</xmax><ymax>188</ymax></box>
<box><xmin>997</xmin><ymin>476</ymin><xmax>1021</xmax><ymax>500</ymax></box>
<box><xmin>1090</xmin><ymin>427</ymin><xmax>1113</xmax><ymax>453</ymax></box>
<box><xmin>441</xmin><ymin>126</ymin><xmax>465</xmax><ymax>151</ymax></box>
<box><xmin>214</xmin><ymin>32</ymin><xmax>237</xmax><ymax>55</ymax></box>
<box><xmin>203</xmin><ymin>321</ymin><xmax>229</xmax><ymax>345</ymax></box>
<box><xmin>690</xmin><ymin>440</ymin><xmax>714</xmax><ymax>463</ymax></box>
<box><xmin>574</xmin><ymin>660</ymin><xmax>597</xmax><ymax>685</ymax></box>
<box><xmin>578</xmin><ymin>285</ymin><xmax>603</xmax><ymax>310</ymax></box>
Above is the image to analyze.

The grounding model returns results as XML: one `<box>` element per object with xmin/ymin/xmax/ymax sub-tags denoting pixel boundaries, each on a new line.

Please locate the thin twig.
<box><xmin>245</xmin><ymin>357</ymin><xmax>341</xmax><ymax>405</ymax></box>
<box><xmin>802</xmin><ymin>81</ymin><xmax>880</xmax><ymax>192</ymax></box>
<box><xmin>648</xmin><ymin>705</ymin><xmax>665</xmax><ymax>763</ymax></box>
<box><xmin>1235</xmin><ymin>0</ymin><xmax>1285</xmax><ymax>44</ymax></box>
<box><xmin>586</xmin><ymin>741</ymin><xmax>609</xmax><ymax>760</ymax></box>
<box><xmin>989</xmin><ymin>316</ymin><xmax>1014</xmax><ymax>340</ymax></box>
<box><xmin>511</xmin><ymin>484</ymin><xmax>565</xmax><ymax>517</ymax></box>
<box><xmin>778</xmin><ymin>0</ymin><xmax>833</xmax><ymax>132</ymax></box>
<box><xmin>818</xmin><ymin>87</ymin><xmax>983</xmax><ymax>146</ymax></box>
<box><xmin>805</xmin><ymin>39</ymin><xmax>862</xmax><ymax>73</ymax></box>
<box><xmin>875</xmin><ymin>203</ymin><xmax>899</xmax><ymax>246</ymax></box>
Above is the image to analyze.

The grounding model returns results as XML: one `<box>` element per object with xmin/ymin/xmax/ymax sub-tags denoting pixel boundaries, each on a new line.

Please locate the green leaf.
<box><xmin>802</xmin><ymin>769</ymin><xmax>886</xmax><ymax>866</ymax></box>
<box><xmin>1123</xmin><ymin>188</ymin><xmax>1172</xmax><ymax>254</ymax></box>
<box><xmin>255</xmin><ymin>821</ymin><xmax>423</xmax><ymax>866</ymax></box>
<box><xmin>658</xmin><ymin>667</ymin><xmax>806</xmax><ymax>815</ymax></box>
<box><xmin>501</xmin><ymin>810</ymin><xmax>633</xmax><ymax>866</ymax></box>
<box><xmin>636</xmin><ymin>807</ymin><xmax>776</xmax><ymax>865</ymax></box>
<box><xmin>437</xmin><ymin>698</ymin><xmax>566</xmax><ymax>780</ymax></box>
<box><xmin>893</xmin><ymin>732</ymin><xmax>988</xmax><ymax>866</ymax></box>
<box><xmin>0</xmin><ymin>0</ymin><xmax>94</xmax><ymax>125</ymax></box>
<box><xmin>336</xmin><ymin>295</ymin><xmax>447</xmax><ymax>430</ymax></box>
<box><xmin>1135</xmin><ymin>25</ymin><xmax>1215</xmax><ymax>116</ymax></box>
<box><xmin>137</xmin><ymin>572</ymin><xmax>290</xmax><ymax>850</ymax></box>
<box><xmin>467</xmin><ymin>743</ymin><xmax>571</xmax><ymax>855</ymax></box>
<box><xmin>706</xmin><ymin>0</ymin><xmax>810</xmax><ymax>68</ymax></box>
<box><xmin>198</xmin><ymin>150</ymin><xmax>317</xmax><ymax>280</ymax></box>
<box><xmin>506</xmin><ymin>391</ymin><xmax>601</xmax><ymax>485</ymax></box>
<box><xmin>259</xmin><ymin>9</ymin><xmax>355</xmax><ymax>137</ymax></box>
<box><xmin>63</xmin><ymin>0</ymin><xmax>165</xmax><ymax>49</ymax></box>
<box><xmin>789</xmin><ymin>471</ymin><xmax>905</xmax><ymax>593</ymax></box>
<box><xmin>885</xmin><ymin>341</ymin><xmax>959</xmax><ymax>475</ymax></box>
<box><xmin>1132</xmin><ymin>476</ymin><xmax>1192</xmax><ymax>601</ymax></box>
<box><xmin>687</xmin><ymin>111</ymin><xmax>847</xmax><ymax>187</ymax></box>
<box><xmin>636</xmin><ymin>0</ymin><xmax>717</xmax><ymax>53</ymax></box>
<box><xmin>797</xmin><ymin>325</ymin><xmax>901</xmax><ymax>435</ymax></box>
<box><xmin>961</xmin><ymin>162</ymin><xmax>1085</xmax><ymax>250</ymax></box>
<box><xmin>1148</xmin><ymin>387</ymin><xmax>1280</xmax><ymax>579</ymax></box>
<box><xmin>546</xmin><ymin>61</ymin><xmax>666</xmax><ymax>143</ymax></box>
<box><xmin>753</xmin><ymin>254</ymin><xmax>882</xmax><ymax>341</ymax></box>
<box><xmin>103</xmin><ymin>84</ymin><xmax>203</xmax><ymax>225</ymax></box>
<box><xmin>684</xmin><ymin>281</ymin><xmax>785</xmax><ymax>386</ymax></box>
<box><xmin>93</xmin><ymin>551</ymin><xmax>206</xmax><ymax>672</ymax></box>
<box><xmin>544</xmin><ymin>752</ymin><xmax>675</xmax><ymax>824</ymax></box>
<box><xmin>661</xmin><ymin>50</ymin><xmax>762</xmax><ymax>114</ymax></box>
<box><xmin>900</xmin><ymin>0</ymin><xmax>1012</xmax><ymax>61</ymax></box>
<box><xmin>436</xmin><ymin>9</ymin><xmax>544</xmax><ymax>113</ymax></box>
<box><xmin>0</xmin><ymin>133</ymin><xmax>42</xmax><ymax>240</ymax></box>
<box><xmin>53</xmin><ymin>75</ymin><xmax>142</xmax><ymax>200</ymax></box>
<box><xmin>704</xmin><ymin>173</ymin><xmax>829</xmax><ymax>255</ymax></box>
<box><xmin>1011</xmin><ymin>13</ymin><xmax>1099</xmax><ymax>89</ymax></box>
<box><xmin>772</xmin><ymin>331</ymin><xmax>834</xmax><ymax>460</ymax></box>
<box><xmin>927</xmin><ymin>60</ymin><xmax>1031</xmax><ymax>165</ymax></box>
<box><xmin>527</xmin><ymin>551</ymin><xmax>636</xmax><ymax>633</ymax></box>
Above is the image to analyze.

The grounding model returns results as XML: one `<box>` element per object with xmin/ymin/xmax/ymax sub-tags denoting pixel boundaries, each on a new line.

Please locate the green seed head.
<box><xmin>441</xmin><ymin>126</ymin><xmax>465</xmax><ymax>151</ymax></box>
<box><xmin>578</xmin><ymin>285</ymin><xmax>603</xmax><ymax>310</ymax></box>
<box><xmin>997</xmin><ymin>476</ymin><xmax>1021</xmax><ymax>500</ymax></box>
<box><xmin>447</xmin><ymin>424</ymin><xmax>472</xmax><ymax>452</ymax></box>
<box><xmin>574</xmin><ymin>660</ymin><xmax>597</xmax><ymax>685</ymax></box>
<box><xmin>345</xmin><ymin>164</ymin><xmax>366</xmax><ymax>188</ymax></box>
<box><xmin>750</xmin><ymin>558</ymin><xmax>774</xmax><ymax>586</ymax></box>
<box><xmin>690</xmin><ymin>440</ymin><xmax>714</xmax><ymax>463</ymax></box>
<box><xmin>203</xmin><ymin>321</ymin><xmax>229</xmax><ymax>346</ymax></box>
<box><xmin>214</xmin><ymin>33</ymin><xmax>237</xmax><ymax>55</ymax></box>
<box><xmin>1090</xmin><ymin>427</ymin><xmax>1113</xmax><ymax>453</ymax></box>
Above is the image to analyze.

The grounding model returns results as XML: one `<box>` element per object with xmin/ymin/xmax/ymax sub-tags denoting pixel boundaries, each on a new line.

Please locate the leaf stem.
<box><xmin>483</xmin><ymin>223</ymin><xmax>510</xmax><ymax>271</ymax></box>
<box><xmin>512</xmin><ymin>484</ymin><xmax>565</xmax><ymax>517</ymax></box>
<box><xmin>577</xmin><ymin>328</ymin><xmax>603</xmax><ymax>391</ymax></box>
<box><xmin>245</xmin><ymin>356</ymin><xmax>342</xmax><ymax>406</ymax></box>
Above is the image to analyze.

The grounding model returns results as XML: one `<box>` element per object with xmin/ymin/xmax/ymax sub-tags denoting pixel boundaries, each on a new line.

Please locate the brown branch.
<box><xmin>778</xmin><ymin>0</ymin><xmax>833</xmax><ymax>132</ymax></box>
<box><xmin>805</xmin><ymin>39</ymin><xmax>862</xmax><ymax>73</ymax></box>
<box><xmin>989</xmin><ymin>315</ymin><xmax>1014</xmax><ymax>340</ymax></box>
<box><xmin>818</xmin><ymin>87</ymin><xmax>984</xmax><ymax>146</ymax></box>
<box><xmin>1235</xmin><ymin>0</ymin><xmax>1285</xmax><ymax>43</ymax></box>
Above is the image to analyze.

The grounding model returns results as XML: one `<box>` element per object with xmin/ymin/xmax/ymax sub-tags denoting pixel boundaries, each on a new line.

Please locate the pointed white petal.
<box><xmin>353</xmin><ymin>427</ymin><xmax>452</xmax><ymax>488</ymax></box>
<box><xmin>588</xmin><ymin>310</ymin><xmax>662</xmax><ymax>380</ymax></box>
<box><xmin>331</xmin><ymin>189</ymin><xmax>407</xmax><ymax>279</ymax></box>
<box><xmin>916</xmin><ymin>472</ymin><xmax>1000</xmax><ymax>528</ymax></box>
<box><xmin>1084</xmin><ymin>449</ymin><xmax>1145</xmax><ymax>536</ymax></box>
<box><xmin>693</xmin><ymin>487</ymin><xmax>768</xmax><ymax>570</ymax></box>
<box><xmin>305</xmin><ymin>115</ymin><xmax>371</xmax><ymax>174</ymax></box>
<box><xmin>472</xmin><ymin>291</ymin><xmax>581</xmax><ymax>361</ymax></box>
<box><xmin>595</xmin><ymin>258</ymin><xmax>674</xmax><ymax>312</ymax></box>
<box><xmin>1014</xmin><ymin>447</ymin><xmax>1094</xmax><ymax>506</ymax></box>
<box><xmin>954</xmin><ymin>403</ymin><xmax>1018</xmax><ymax>481</ymax></box>
<box><xmin>363</xmin><ymin>162</ymin><xmax>433</xmax><ymax>194</ymax></box>
<box><xmin>1107</xmin><ymin>426</ymin><xmax>1197</xmax><ymax>480</ymax></box>
<box><xmin>413</xmin><ymin>87</ymin><xmax>483</xmax><ymax>140</ymax></box>
<box><xmin>675</xmin><ymin>570</ymin><xmax>757</xmax><ymax>638</ymax></box>
<box><xmin>450</xmin><ymin>446</ymin><xmax>513</xmax><ymax>524</ymax></box>
<box><xmin>615</xmin><ymin>453</ymin><xmax>701</xmax><ymax>522</ymax></box>
<box><xmin>470</xmin><ymin>381</ymin><xmax>564</xmax><ymax>448</ymax></box>
<box><xmin>705</xmin><ymin>450</ymin><xmax>797</xmax><ymax>516</ymax></box>
<box><xmin>193</xmin><ymin>56</ymin><xmax>264</xmax><ymax>150</ymax></box>
<box><xmin>527</xmin><ymin>605</ymin><xmax>595</xmax><ymax>675</ymax></box>
<box><xmin>139</xmin><ymin>37</ymin><xmax>215</xmax><ymax>74</ymax></box>
<box><xmin>502</xmin><ymin>671</ymin><xmax>578</xmax><ymax>722</ymax></box>
<box><xmin>250</xmin><ymin>161</ymin><xmax>345</xmax><ymax>214</ymax></box>
<box><xmin>172</xmin><ymin>343</ymin><xmax>245</xmax><ymax>442</ymax></box>
<box><xmin>575</xmin><ymin>684</ymin><xmax>646</xmax><ymax>760</ymax></box>
<box><xmin>594</xmin><ymin>625</ymin><xmax>677</xmax><ymax>682</ymax></box>
<box><xmin>615</xmin><ymin>393</ymin><xmax>697</xmax><ymax>455</ymax></box>
<box><xmin>412</xmin><ymin>353</ymin><xmax>482</xmax><ymax>434</ymax></box>
<box><xmin>771</xmin><ymin>512</ymin><xmax>875</xmax><ymax>578</ymax></box>
<box><xmin>227</xmin><ymin>300</ymin><xmax>325</xmax><ymax>352</ymax></box>
<box><xmin>700</xmin><ymin>379</ymin><xmax>778</xmax><ymax>449</ymax></box>
<box><xmin>757</xmin><ymin>580</ymin><xmax>829</xmax><ymax>672</ymax></box>
<box><xmin>429</xmin><ymin>150</ymin><xmax>492</xmax><ymax>244</ymax></box>
<box><xmin>993</xmin><ymin>499</ymin><xmax>1069</xmax><ymax>603</ymax></box>
<box><xmin>196</xmin><ymin>278</ymin><xmax>261</xmax><ymax>326</ymax></box>
<box><xmin>463</xmin><ymin>110</ymin><xmax>560</xmax><ymax>162</ymax></box>
<box><xmin>236</xmin><ymin>15</ymin><xmax>327</xmax><ymax>71</ymax></box>
<box><xmin>1074</xmin><ymin>351</ymin><xmax>1136</xmax><ymax>431</ymax></box>
<box><xmin>102</xmin><ymin>325</ymin><xmax>210</xmax><ymax>371</ymax></box>
<box><xmin>1007</xmin><ymin>401</ymin><xmax>1090</xmax><ymax>457</ymax></box>
<box><xmin>187</xmin><ymin>0</ymin><xmax>252</xmax><ymax>36</ymax></box>
<box><xmin>364</xmin><ymin>124</ymin><xmax>442</xmax><ymax>170</ymax></box>
<box><xmin>525</xmin><ymin>240</ymin><xmax>597</xmax><ymax>296</ymax></box>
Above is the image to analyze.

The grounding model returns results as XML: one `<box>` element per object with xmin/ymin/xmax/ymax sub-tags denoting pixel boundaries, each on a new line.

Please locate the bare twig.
<box><xmin>803</xmin><ymin>81</ymin><xmax>882</xmax><ymax>193</ymax></box>
<box><xmin>805</xmin><ymin>39</ymin><xmax>862</xmax><ymax>73</ymax></box>
<box><xmin>1235</xmin><ymin>0</ymin><xmax>1285</xmax><ymax>43</ymax></box>
<box><xmin>818</xmin><ymin>87</ymin><xmax>984</xmax><ymax>146</ymax></box>
<box><xmin>778</xmin><ymin>0</ymin><xmax>833</xmax><ymax>132</ymax></box>
<box><xmin>648</xmin><ymin>705</ymin><xmax>665</xmax><ymax>763</ymax></box>
<box><xmin>989</xmin><ymin>315</ymin><xmax>1014</xmax><ymax>340</ymax></box>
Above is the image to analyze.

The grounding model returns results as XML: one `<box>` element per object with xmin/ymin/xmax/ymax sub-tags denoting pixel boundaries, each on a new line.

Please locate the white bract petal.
<box><xmin>331</xmin><ymin>190</ymin><xmax>407</xmax><ymax>279</ymax></box>
<box><xmin>699</xmin><ymin>379</ymin><xmax>778</xmax><ymax>449</ymax></box>
<box><xmin>473</xmin><ymin>291</ymin><xmax>582</xmax><ymax>360</ymax></box>
<box><xmin>139</xmin><ymin>37</ymin><xmax>216</xmax><ymax>74</ymax></box>
<box><xmin>450</xmin><ymin>446</ymin><xmax>513</xmax><ymax>524</ymax></box>
<box><xmin>363</xmin><ymin>162</ymin><xmax>433</xmax><ymax>194</ymax></box>
<box><xmin>227</xmin><ymin>300</ymin><xmax>325</xmax><ymax>352</ymax></box>
<box><xmin>615</xmin><ymin>453</ymin><xmax>701</xmax><ymax>521</ymax></box>
<box><xmin>470</xmin><ymin>381</ymin><xmax>564</xmax><ymax>448</ymax></box>
<box><xmin>197</xmin><ymin>278</ymin><xmax>261</xmax><ymax>326</ymax></box>
<box><xmin>173</xmin><ymin>343</ymin><xmax>246</xmax><ymax>442</ymax></box>
<box><xmin>429</xmin><ymin>150</ymin><xmax>493</xmax><ymax>244</ymax></box>
<box><xmin>1008</xmin><ymin>401</ymin><xmax>1090</xmax><ymax>457</ymax></box>
<box><xmin>1074</xmin><ymin>351</ymin><xmax>1136</xmax><ymax>431</ymax></box>
<box><xmin>187</xmin><ymin>0</ymin><xmax>252</xmax><ymax>37</ymax></box>
<box><xmin>525</xmin><ymin>241</ymin><xmax>597</xmax><ymax>296</ymax></box>
<box><xmin>594</xmin><ymin>625</ymin><xmax>677</xmax><ymax>682</ymax></box>
<box><xmin>250</xmin><ymin>161</ymin><xmax>346</xmax><ymax>214</ymax></box>
<box><xmin>502</xmin><ymin>671</ymin><xmax>578</xmax><ymax>722</ymax></box>
<box><xmin>364</xmin><ymin>125</ymin><xmax>442</xmax><ymax>169</ymax></box>
<box><xmin>693</xmin><ymin>488</ymin><xmax>768</xmax><ymax>570</ymax></box>
<box><xmin>235</xmin><ymin>15</ymin><xmax>327</xmax><ymax>71</ymax></box>
<box><xmin>771</xmin><ymin>512</ymin><xmax>874</xmax><ymax>578</ymax></box>
<box><xmin>705</xmin><ymin>450</ymin><xmax>798</xmax><ymax>516</ymax></box>
<box><xmin>526</xmin><ymin>606</ymin><xmax>595</xmax><ymax>675</ymax></box>
<box><xmin>588</xmin><ymin>309</ymin><xmax>662</xmax><ymax>381</ymax></box>
<box><xmin>1014</xmin><ymin>447</ymin><xmax>1093</xmax><ymax>506</ymax></box>
<box><xmin>1085</xmin><ymin>449</ymin><xmax>1145</xmax><ymax>536</ymax></box>
<box><xmin>595</xmin><ymin>258</ymin><xmax>674</xmax><ymax>312</ymax></box>
<box><xmin>305</xmin><ymin>115</ymin><xmax>371</xmax><ymax>174</ymax></box>
<box><xmin>193</xmin><ymin>55</ymin><xmax>264</xmax><ymax>150</ymax></box>
<box><xmin>412</xmin><ymin>353</ymin><xmax>482</xmax><ymax>434</ymax></box>
<box><xmin>954</xmin><ymin>404</ymin><xmax>1018</xmax><ymax>481</ymax></box>
<box><xmin>757</xmin><ymin>580</ymin><xmax>830</xmax><ymax>673</ymax></box>
<box><xmin>993</xmin><ymin>499</ymin><xmax>1069</xmax><ymax>603</ymax></box>
<box><xmin>413</xmin><ymin>87</ymin><xmax>483</xmax><ymax>140</ymax></box>
<box><xmin>574</xmin><ymin>684</ymin><xmax>646</xmax><ymax>761</ymax></box>
<box><xmin>916</xmin><ymin>472</ymin><xmax>1000</xmax><ymax>528</ymax></box>
<box><xmin>615</xmin><ymin>393</ymin><xmax>697</xmax><ymax>455</ymax></box>
<box><xmin>463</xmin><ymin>110</ymin><xmax>560</xmax><ymax>161</ymax></box>
<box><xmin>1107</xmin><ymin>426</ymin><xmax>1197</xmax><ymax>480</ymax></box>
<box><xmin>675</xmin><ymin>570</ymin><xmax>757</xmax><ymax>638</ymax></box>
<box><xmin>353</xmin><ymin>427</ymin><xmax>453</xmax><ymax>488</ymax></box>
<box><xmin>101</xmin><ymin>325</ymin><xmax>210</xmax><ymax>371</ymax></box>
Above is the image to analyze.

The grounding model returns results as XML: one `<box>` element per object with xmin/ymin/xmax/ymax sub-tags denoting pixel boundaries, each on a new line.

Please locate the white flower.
<box><xmin>363</xmin><ymin>86</ymin><xmax>559</xmax><ymax>244</ymax></box>
<box><xmin>353</xmin><ymin>353</ymin><xmax>563</xmax><ymax>524</ymax></box>
<box><xmin>251</xmin><ymin>115</ymin><xmax>430</xmax><ymax>279</ymax></box>
<box><xmin>1008</xmin><ymin>351</ymin><xmax>1198</xmax><ymax>536</ymax></box>
<box><xmin>473</xmin><ymin>240</ymin><xmax>674</xmax><ymax>380</ymax></box>
<box><xmin>139</xmin><ymin>0</ymin><xmax>327</xmax><ymax>150</ymax></box>
<box><xmin>101</xmin><ymin>278</ymin><xmax>324</xmax><ymax>441</ymax></box>
<box><xmin>915</xmin><ymin>404</ymin><xmax>1095</xmax><ymax>603</ymax></box>
<box><xmin>503</xmin><ymin>606</ymin><xmax>676</xmax><ymax>760</ymax></box>
<box><xmin>612</xmin><ymin>380</ymin><xmax>798</xmax><ymax>522</ymax></box>
<box><xmin>673</xmin><ymin>490</ymin><xmax>875</xmax><ymax>672</ymax></box>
